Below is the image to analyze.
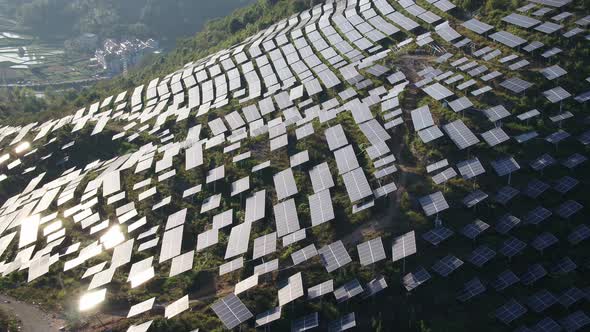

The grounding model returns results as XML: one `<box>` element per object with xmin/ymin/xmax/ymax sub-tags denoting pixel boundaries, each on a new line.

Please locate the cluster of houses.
<box><xmin>66</xmin><ymin>33</ymin><xmax>158</xmax><ymax>74</ymax></box>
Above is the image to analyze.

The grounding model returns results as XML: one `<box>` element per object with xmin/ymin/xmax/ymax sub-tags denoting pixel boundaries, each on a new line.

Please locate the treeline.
<box><xmin>11</xmin><ymin>0</ymin><xmax>255</xmax><ymax>44</ymax></box>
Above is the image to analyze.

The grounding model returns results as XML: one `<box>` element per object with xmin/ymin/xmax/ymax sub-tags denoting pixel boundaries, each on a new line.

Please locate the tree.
<box><xmin>229</xmin><ymin>17</ymin><xmax>244</xmax><ymax>33</ymax></box>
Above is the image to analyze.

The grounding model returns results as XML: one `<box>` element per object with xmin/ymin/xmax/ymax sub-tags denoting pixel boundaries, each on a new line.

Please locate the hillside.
<box><xmin>9</xmin><ymin>0</ymin><xmax>255</xmax><ymax>44</ymax></box>
<box><xmin>0</xmin><ymin>0</ymin><xmax>588</xmax><ymax>331</ymax></box>
<box><xmin>0</xmin><ymin>0</ymin><xmax>311</xmax><ymax>124</ymax></box>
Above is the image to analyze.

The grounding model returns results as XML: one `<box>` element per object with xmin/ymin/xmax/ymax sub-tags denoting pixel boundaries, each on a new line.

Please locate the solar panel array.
<box><xmin>0</xmin><ymin>0</ymin><xmax>586</xmax><ymax>330</ymax></box>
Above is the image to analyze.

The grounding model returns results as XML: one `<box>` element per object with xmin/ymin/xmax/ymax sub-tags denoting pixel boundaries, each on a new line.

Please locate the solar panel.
<box><xmin>500</xmin><ymin>237</ymin><xmax>527</xmax><ymax>258</ymax></box>
<box><xmin>521</xmin><ymin>264</ymin><xmax>547</xmax><ymax>285</ymax></box>
<box><xmin>457</xmin><ymin>278</ymin><xmax>486</xmax><ymax>302</ymax></box>
<box><xmin>423</xmin><ymin>83</ymin><xmax>454</xmax><ymax>100</ymax></box>
<box><xmin>462</xmin><ymin>190</ymin><xmax>488</xmax><ymax>208</ymax></box>
<box><xmin>211</xmin><ymin>293</ymin><xmax>253</xmax><ymax>329</ymax></box>
<box><xmin>274</xmin><ymin>199</ymin><xmax>300</xmax><ymax>237</ymax></box>
<box><xmin>252</xmin><ymin>232</ymin><xmax>276</xmax><ymax>260</ymax></box>
<box><xmin>426</xmin><ymin>159</ymin><xmax>449</xmax><ymax>173</ymax></box>
<box><xmin>251</xmin><ymin>160</ymin><xmax>270</xmax><ymax>172</ymax></box>
<box><xmin>496</xmin><ymin>214</ymin><xmax>521</xmax><ymax>234</ymax></box>
<box><xmin>290</xmin><ymin>150</ymin><xmax>309</xmax><ymax>168</ymax></box>
<box><xmin>211</xmin><ymin>209</ymin><xmax>232</xmax><ymax>230</ymax></box>
<box><xmin>527</xmin><ymin>289</ymin><xmax>557</xmax><ymax>313</ymax></box>
<box><xmin>491</xmin><ymin>157</ymin><xmax>520</xmax><ymax>176</ymax></box>
<box><xmin>530</xmin><ymin>153</ymin><xmax>556</xmax><ymax>171</ymax></box>
<box><xmin>391</xmin><ymin>230</ymin><xmax>417</xmax><ymax>262</ymax></box>
<box><xmin>165</xmin><ymin>209</ymin><xmax>187</xmax><ymax>231</ymax></box>
<box><xmin>490</xmin><ymin>31</ymin><xmax>527</xmax><ymax>48</ymax></box>
<box><xmin>442</xmin><ymin>120</ymin><xmax>480</xmax><ymax>150</ymax></box>
<box><xmin>523</xmin><ymin>179</ymin><xmax>550</xmax><ymax>198</ymax></box>
<box><xmin>432</xmin><ymin>167</ymin><xmax>457</xmax><ymax>184</ymax></box>
<box><xmin>558</xmin><ymin>287</ymin><xmax>585</xmax><ymax>307</ymax></box>
<box><xmin>411</xmin><ymin>106</ymin><xmax>434</xmax><ymax>131</ymax></box>
<box><xmin>318</xmin><ymin>240</ymin><xmax>352</xmax><ymax>272</ymax></box>
<box><xmin>224</xmin><ymin>222</ymin><xmax>252</xmax><ymax>259</ymax></box>
<box><xmin>554</xmin><ymin>176</ymin><xmax>579</xmax><ymax>194</ymax></box>
<box><xmin>457</xmin><ymin>158</ymin><xmax>485</xmax><ymax>179</ymax></box>
<box><xmin>206</xmin><ymin>165</ymin><xmax>225</xmax><ymax>184</ymax></box>
<box><xmin>556</xmin><ymin>200</ymin><xmax>583</xmax><ymax>218</ymax></box>
<box><xmin>568</xmin><ymin>224</ymin><xmax>590</xmax><ymax>245</ymax></box>
<box><xmin>219</xmin><ymin>257</ymin><xmax>243</xmax><ymax>275</ymax></box>
<box><xmin>462</xmin><ymin>18</ymin><xmax>494</xmax><ymax>34</ymax></box>
<box><xmin>255</xmin><ymin>306</ymin><xmax>282</xmax><ymax>327</ymax></box>
<box><xmin>159</xmin><ymin>226</ymin><xmax>183</xmax><ymax>263</ymax></box>
<box><xmin>245</xmin><ymin>190</ymin><xmax>266</xmax><ymax>223</ymax></box>
<box><xmin>495</xmin><ymin>299</ymin><xmax>527</xmax><ymax>324</ymax></box>
<box><xmin>341</xmin><ymin>168</ymin><xmax>373</xmax><ymax>203</ymax></box>
<box><xmin>461</xmin><ymin>219</ymin><xmax>489</xmax><ymax>239</ymax></box>
<box><xmin>291</xmin><ymin>244</ymin><xmax>318</xmax><ymax>265</ymax></box>
<box><xmin>357</xmin><ymin>237</ymin><xmax>386</xmax><ymax>266</ymax></box>
<box><xmin>308</xmin><ymin>279</ymin><xmax>334</xmax><ymax>299</ymax></box>
<box><xmin>334</xmin><ymin>145</ymin><xmax>361</xmax><ymax>175</ymax></box>
<box><xmin>169</xmin><ymin>250</ymin><xmax>194</xmax><ymax>277</ymax></box>
<box><xmin>525</xmin><ymin>206</ymin><xmax>552</xmax><ymax>225</ymax></box>
<box><xmin>127</xmin><ymin>320</ymin><xmax>152</xmax><ymax>332</ymax></box>
<box><xmin>535</xmin><ymin>21</ymin><xmax>562</xmax><ymax>33</ymax></box>
<box><xmin>532</xmin><ymin>318</ymin><xmax>561</xmax><ymax>332</ymax></box>
<box><xmin>422</xmin><ymin>226</ymin><xmax>454</xmax><ymax>246</ymax></box>
<box><xmin>483</xmin><ymin>105</ymin><xmax>511</xmax><ymax>122</ymax></box>
<box><xmin>253</xmin><ymin>258</ymin><xmax>278</xmax><ymax>275</ymax></box>
<box><xmin>560</xmin><ymin>311</ymin><xmax>590</xmax><ymax>332</ymax></box>
<box><xmin>493</xmin><ymin>270</ymin><xmax>520</xmax><ymax>291</ymax></box>
<box><xmin>273</xmin><ymin>168</ymin><xmax>298</xmax><ymax>201</ymax></box>
<box><xmin>516</xmin><ymin>109</ymin><xmax>541</xmax><ymax>121</ymax></box>
<box><xmin>270</xmin><ymin>134</ymin><xmax>288</xmax><ymax>151</ymax></box>
<box><xmin>418</xmin><ymin>126</ymin><xmax>444</xmax><ymax>143</ymax></box>
<box><xmin>308</xmin><ymin>162</ymin><xmax>335</xmax><ymax>193</ymax></box>
<box><xmin>543</xmin><ymin>86</ymin><xmax>571</xmax><ymax>103</ymax></box>
<box><xmin>502</xmin><ymin>13</ymin><xmax>541</xmax><ymax>28</ymax></box>
<box><xmin>482</xmin><ymin>50</ymin><xmax>501</xmax><ymax>61</ymax></box>
<box><xmin>291</xmin><ymin>312</ymin><xmax>319</xmax><ymax>332</ymax></box>
<box><xmin>542</xmin><ymin>64</ymin><xmax>567</xmax><ymax>80</ymax></box>
<box><xmin>200</xmin><ymin>193</ymin><xmax>221</xmax><ymax>213</ymax></box>
<box><xmin>328</xmin><ymin>312</ymin><xmax>356</xmax><ymax>332</ymax></box>
<box><xmin>432</xmin><ymin>254</ymin><xmax>463</xmax><ymax>277</ymax></box>
<box><xmin>448</xmin><ymin>96</ymin><xmax>473</xmax><ymax>112</ymax></box>
<box><xmin>231</xmin><ymin>176</ymin><xmax>250</xmax><ymax>197</ymax></box>
<box><xmin>165</xmin><ymin>295</ymin><xmax>189</xmax><ymax>319</ymax></box>
<box><xmin>501</xmin><ymin>77</ymin><xmax>533</xmax><ymax>94</ymax></box>
<box><xmin>531</xmin><ymin>232</ymin><xmax>559</xmax><ymax>251</ymax></box>
<box><xmin>359</xmin><ymin>119</ymin><xmax>391</xmax><ymax>146</ymax></box>
<box><xmin>562</xmin><ymin>153</ymin><xmax>587</xmax><ymax>169</ymax></box>
<box><xmin>541</xmin><ymin>47</ymin><xmax>562</xmax><ymax>58</ymax></box>
<box><xmin>334</xmin><ymin>279</ymin><xmax>364</xmax><ymax>302</ymax></box>
<box><xmin>551</xmin><ymin>256</ymin><xmax>577</xmax><ymax>275</ymax></box>
<box><xmin>196</xmin><ymin>228</ymin><xmax>219</xmax><ymax>252</ymax></box>
<box><xmin>418</xmin><ymin>191</ymin><xmax>449</xmax><ymax>216</ymax></box>
<box><xmin>467</xmin><ymin>245</ymin><xmax>496</xmax><ymax>267</ymax></box>
<box><xmin>494</xmin><ymin>186</ymin><xmax>519</xmax><ymax>205</ymax></box>
<box><xmin>278</xmin><ymin>272</ymin><xmax>304</xmax><ymax>306</ymax></box>
<box><xmin>403</xmin><ymin>267</ymin><xmax>431</xmax><ymax>291</ymax></box>
<box><xmin>325</xmin><ymin>125</ymin><xmax>349</xmax><ymax>151</ymax></box>
<box><xmin>364</xmin><ymin>276</ymin><xmax>388</xmax><ymax>297</ymax></box>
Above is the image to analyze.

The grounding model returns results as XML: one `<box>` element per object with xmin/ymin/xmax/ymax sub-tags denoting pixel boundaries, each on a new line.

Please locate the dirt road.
<box><xmin>0</xmin><ymin>294</ymin><xmax>65</xmax><ymax>332</ymax></box>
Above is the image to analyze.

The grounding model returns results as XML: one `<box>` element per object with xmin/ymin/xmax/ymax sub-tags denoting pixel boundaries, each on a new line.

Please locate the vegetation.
<box><xmin>0</xmin><ymin>308</ymin><xmax>19</xmax><ymax>332</ymax></box>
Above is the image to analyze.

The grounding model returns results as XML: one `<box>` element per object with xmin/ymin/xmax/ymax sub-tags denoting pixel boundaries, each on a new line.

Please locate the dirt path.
<box><xmin>0</xmin><ymin>294</ymin><xmax>65</xmax><ymax>332</ymax></box>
